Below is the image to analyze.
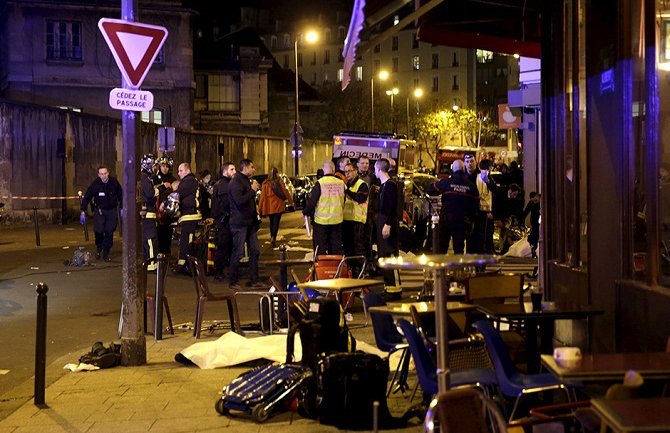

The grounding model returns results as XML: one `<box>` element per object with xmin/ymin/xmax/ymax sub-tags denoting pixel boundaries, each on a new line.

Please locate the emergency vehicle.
<box><xmin>332</xmin><ymin>131</ymin><xmax>416</xmax><ymax>170</ymax></box>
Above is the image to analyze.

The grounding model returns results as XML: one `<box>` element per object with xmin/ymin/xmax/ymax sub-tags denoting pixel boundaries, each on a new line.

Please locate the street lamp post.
<box><xmin>386</xmin><ymin>87</ymin><xmax>399</xmax><ymax>133</ymax></box>
<box><xmin>406</xmin><ymin>87</ymin><xmax>423</xmax><ymax>139</ymax></box>
<box><xmin>371</xmin><ymin>70</ymin><xmax>388</xmax><ymax>131</ymax></box>
<box><xmin>292</xmin><ymin>30</ymin><xmax>318</xmax><ymax>177</ymax></box>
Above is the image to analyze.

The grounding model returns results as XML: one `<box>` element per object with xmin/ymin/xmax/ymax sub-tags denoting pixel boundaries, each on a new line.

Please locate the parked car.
<box><xmin>290</xmin><ymin>176</ymin><xmax>314</xmax><ymax>209</ymax></box>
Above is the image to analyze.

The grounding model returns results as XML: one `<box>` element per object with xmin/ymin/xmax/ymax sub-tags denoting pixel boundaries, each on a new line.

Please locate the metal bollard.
<box><xmin>78</xmin><ymin>191</ymin><xmax>89</xmax><ymax>241</ymax></box>
<box><xmin>34</xmin><ymin>283</ymin><xmax>48</xmax><ymax>407</ymax></box>
<box><xmin>33</xmin><ymin>207</ymin><xmax>41</xmax><ymax>247</ymax></box>
<box><xmin>154</xmin><ymin>253</ymin><xmax>167</xmax><ymax>341</ymax></box>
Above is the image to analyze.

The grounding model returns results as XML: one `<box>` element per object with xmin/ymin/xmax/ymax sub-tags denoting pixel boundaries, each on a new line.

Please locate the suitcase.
<box><xmin>215</xmin><ymin>362</ymin><xmax>312</xmax><ymax>423</ymax></box>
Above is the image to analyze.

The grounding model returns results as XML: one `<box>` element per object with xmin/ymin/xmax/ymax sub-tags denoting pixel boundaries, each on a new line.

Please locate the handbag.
<box><xmin>271</xmin><ymin>180</ymin><xmax>287</xmax><ymax>201</ymax></box>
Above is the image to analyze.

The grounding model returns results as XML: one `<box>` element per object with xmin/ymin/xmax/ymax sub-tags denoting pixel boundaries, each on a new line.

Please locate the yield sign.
<box><xmin>98</xmin><ymin>18</ymin><xmax>168</xmax><ymax>89</ymax></box>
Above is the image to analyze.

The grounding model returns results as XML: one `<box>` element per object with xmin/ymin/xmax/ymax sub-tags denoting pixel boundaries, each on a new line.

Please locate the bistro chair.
<box><xmin>143</xmin><ymin>256</ymin><xmax>174</xmax><ymax>336</ymax></box>
<box><xmin>363</xmin><ymin>291</ymin><xmax>410</xmax><ymax>396</ymax></box>
<box><xmin>473</xmin><ymin>319</ymin><xmax>574</xmax><ymax>421</ymax></box>
<box><xmin>187</xmin><ymin>255</ymin><xmax>241</xmax><ymax>338</ymax></box>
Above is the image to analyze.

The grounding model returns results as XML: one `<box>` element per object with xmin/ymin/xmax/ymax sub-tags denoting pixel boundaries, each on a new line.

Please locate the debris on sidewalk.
<box><xmin>63</xmin><ymin>246</ymin><xmax>92</xmax><ymax>267</ymax></box>
<box><xmin>63</xmin><ymin>363</ymin><xmax>99</xmax><ymax>372</ymax></box>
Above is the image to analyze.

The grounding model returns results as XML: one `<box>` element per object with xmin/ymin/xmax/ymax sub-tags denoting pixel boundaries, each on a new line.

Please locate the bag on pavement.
<box><xmin>78</xmin><ymin>341</ymin><xmax>121</xmax><ymax>369</ymax></box>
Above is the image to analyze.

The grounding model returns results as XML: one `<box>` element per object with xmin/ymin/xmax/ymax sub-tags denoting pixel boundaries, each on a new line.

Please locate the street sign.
<box><xmin>158</xmin><ymin>127</ymin><xmax>175</xmax><ymax>152</ymax></box>
<box><xmin>98</xmin><ymin>18</ymin><xmax>168</xmax><ymax>89</ymax></box>
<box><xmin>109</xmin><ymin>88</ymin><xmax>153</xmax><ymax>111</ymax></box>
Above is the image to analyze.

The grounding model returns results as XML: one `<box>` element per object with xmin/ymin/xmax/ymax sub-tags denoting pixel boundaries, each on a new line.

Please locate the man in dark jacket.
<box><xmin>228</xmin><ymin>159</ymin><xmax>262</xmax><ymax>289</ymax></box>
<box><xmin>375</xmin><ymin>158</ymin><xmax>402</xmax><ymax>300</ymax></box>
<box><xmin>427</xmin><ymin>159</ymin><xmax>480</xmax><ymax>254</ymax></box>
<box><xmin>140</xmin><ymin>155</ymin><xmax>158</xmax><ymax>271</ymax></box>
<box><xmin>81</xmin><ymin>165</ymin><xmax>122</xmax><ymax>262</ymax></box>
<box><xmin>175</xmin><ymin>162</ymin><xmax>202</xmax><ymax>273</ymax></box>
<box><xmin>211</xmin><ymin>161</ymin><xmax>236</xmax><ymax>280</ymax></box>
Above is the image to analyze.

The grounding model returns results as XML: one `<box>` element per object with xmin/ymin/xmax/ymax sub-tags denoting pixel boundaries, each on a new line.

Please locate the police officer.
<box><xmin>139</xmin><ymin>155</ymin><xmax>159</xmax><ymax>271</ymax></box>
<box><xmin>427</xmin><ymin>159</ymin><xmax>480</xmax><ymax>254</ymax></box>
<box><xmin>211</xmin><ymin>161</ymin><xmax>236</xmax><ymax>280</ymax></box>
<box><xmin>303</xmin><ymin>160</ymin><xmax>345</xmax><ymax>255</ymax></box>
<box><xmin>174</xmin><ymin>162</ymin><xmax>201</xmax><ymax>273</ymax></box>
<box><xmin>342</xmin><ymin>162</ymin><xmax>368</xmax><ymax>276</ymax></box>
<box><xmin>153</xmin><ymin>156</ymin><xmax>176</xmax><ymax>255</ymax></box>
<box><xmin>374</xmin><ymin>159</ymin><xmax>402</xmax><ymax>300</ymax></box>
<box><xmin>80</xmin><ymin>165</ymin><xmax>122</xmax><ymax>261</ymax></box>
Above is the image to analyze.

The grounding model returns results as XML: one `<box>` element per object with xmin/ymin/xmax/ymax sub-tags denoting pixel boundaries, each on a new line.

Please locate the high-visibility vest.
<box><xmin>343</xmin><ymin>178</ymin><xmax>368</xmax><ymax>224</ymax></box>
<box><xmin>314</xmin><ymin>176</ymin><xmax>345</xmax><ymax>225</ymax></box>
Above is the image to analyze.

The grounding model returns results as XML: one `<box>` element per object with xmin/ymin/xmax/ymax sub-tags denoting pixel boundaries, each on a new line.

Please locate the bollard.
<box><xmin>431</xmin><ymin>212</ymin><xmax>440</xmax><ymax>254</ymax></box>
<box><xmin>33</xmin><ymin>207</ymin><xmax>41</xmax><ymax>247</ymax></box>
<box><xmin>34</xmin><ymin>283</ymin><xmax>48</xmax><ymax>407</ymax></box>
<box><xmin>154</xmin><ymin>254</ymin><xmax>167</xmax><ymax>341</ymax></box>
<box><xmin>78</xmin><ymin>191</ymin><xmax>89</xmax><ymax>241</ymax></box>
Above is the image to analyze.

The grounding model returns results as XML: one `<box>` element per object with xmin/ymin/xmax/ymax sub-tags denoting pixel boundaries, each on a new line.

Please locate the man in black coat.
<box><xmin>228</xmin><ymin>159</ymin><xmax>262</xmax><ymax>289</ymax></box>
<box><xmin>80</xmin><ymin>165</ymin><xmax>122</xmax><ymax>261</ymax></box>
<box><xmin>427</xmin><ymin>159</ymin><xmax>480</xmax><ymax>254</ymax></box>
<box><xmin>211</xmin><ymin>161</ymin><xmax>236</xmax><ymax>280</ymax></box>
<box><xmin>375</xmin><ymin>158</ymin><xmax>403</xmax><ymax>300</ymax></box>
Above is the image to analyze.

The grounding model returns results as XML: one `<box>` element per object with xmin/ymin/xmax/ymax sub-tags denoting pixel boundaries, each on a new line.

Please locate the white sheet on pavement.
<box><xmin>179</xmin><ymin>332</ymin><xmax>386</xmax><ymax>369</ymax></box>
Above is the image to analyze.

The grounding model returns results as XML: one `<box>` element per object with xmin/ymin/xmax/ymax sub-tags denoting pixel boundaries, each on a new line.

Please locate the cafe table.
<box><xmin>541</xmin><ymin>352</ymin><xmax>670</xmax><ymax>383</ymax></box>
<box><xmin>367</xmin><ymin>301</ymin><xmax>476</xmax><ymax>317</ymax></box>
<box><xmin>379</xmin><ymin>253</ymin><xmax>498</xmax><ymax>393</ymax></box>
<box><xmin>475</xmin><ymin>302</ymin><xmax>604</xmax><ymax>373</ymax></box>
<box><xmin>298</xmin><ymin>277</ymin><xmax>385</xmax><ymax>305</ymax></box>
<box><xmin>591</xmin><ymin>397</ymin><xmax>670</xmax><ymax>432</ymax></box>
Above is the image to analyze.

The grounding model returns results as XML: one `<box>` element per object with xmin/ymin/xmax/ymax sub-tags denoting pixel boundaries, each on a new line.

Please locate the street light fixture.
<box><xmin>386</xmin><ymin>87</ymin><xmax>399</xmax><ymax>133</ymax></box>
<box><xmin>371</xmin><ymin>70</ymin><xmax>389</xmax><ymax>131</ymax></box>
<box><xmin>292</xmin><ymin>29</ymin><xmax>318</xmax><ymax>177</ymax></box>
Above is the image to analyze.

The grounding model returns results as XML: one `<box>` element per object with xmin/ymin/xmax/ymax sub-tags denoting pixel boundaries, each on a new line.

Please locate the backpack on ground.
<box><xmin>315</xmin><ymin>351</ymin><xmax>404</xmax><ymax>430</ymax></box>
<box><xmin>285</xmin><ymin>297</ymin><xmax>356</xmax><ymax>372</ymax></box>
<box><xmin>78</xmin><ymin>341</ymin><xmax>121</xmax><ymax>368</ymax></box>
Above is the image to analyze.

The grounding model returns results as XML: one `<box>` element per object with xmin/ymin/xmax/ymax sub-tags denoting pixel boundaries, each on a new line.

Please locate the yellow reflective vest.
<box><xmin>314</xmin><ymin>175</ymin><xmax>345</xmax><ymax>225</ymax></box>
<box><xmin>343</xmin><ymin>178</ymin><xmax>368</xmax><ymax>224</ymax></box>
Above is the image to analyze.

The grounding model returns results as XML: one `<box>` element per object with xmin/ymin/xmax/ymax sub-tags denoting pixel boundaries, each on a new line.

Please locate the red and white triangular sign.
<box><xmin>98</xmin><ymin>18</ymin><xmax>168</xmax><ymax>89</ymax></box>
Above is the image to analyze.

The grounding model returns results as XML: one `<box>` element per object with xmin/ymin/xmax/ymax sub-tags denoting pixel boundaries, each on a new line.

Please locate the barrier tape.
<box><xmin>0</xmin><ymin>196</ymin><xmax>81</xmax><ymax>200</ymax></box>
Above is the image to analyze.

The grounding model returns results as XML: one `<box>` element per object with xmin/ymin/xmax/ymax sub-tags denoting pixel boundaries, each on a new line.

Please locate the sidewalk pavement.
<box><xmin>0</xmin><ymin>328</ymin><xmax>424</xmax><ymax>433</ymax></box>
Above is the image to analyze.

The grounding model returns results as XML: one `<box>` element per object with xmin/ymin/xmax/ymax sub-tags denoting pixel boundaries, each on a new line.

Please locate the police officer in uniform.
<box><xmin>342</xmin><ymin>162</ymin><xmax>368</xmax><ymax>276</ymax></box>
<box><xmin>211</xmin><ymin>161</ymin><xmax>236</xmax><ymax>280</ymax></box>
<box><xmin>427</xmin><ymin>159</ymin><xmax>480</xmax><ymax>254</ymax></box>
<box><xmin>374</xmin><ymin>159</ymin><xmax>402</xmax><ymax>300</ymax></box>
<box><xmin>153</xmin><ymin>156</ymin><xmax>176</xmax><ymax>255</ymax></box>
<box><xmin>80</xmin><ymin>165</ymin><xmax>122</xmax><ymax>261</ymax></box>
<box><xmin>140</xmin><ymin>154</ymin><xmax>159</xmax><ymax>271</ymax></box>
<box><xmin>302</xmin><ymin>160</ymin><xmax>345</xmax><ymax>255</ymax></box>
<box><xmin>174</xmin><ymin>162</ymin><xmax>201</xmax><ymax>273</ymax></box>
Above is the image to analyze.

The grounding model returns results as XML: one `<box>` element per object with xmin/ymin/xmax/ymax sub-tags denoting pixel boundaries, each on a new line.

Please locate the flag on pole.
<box><xmin>341</xmin><ymin>0</ymin><xmax>366</xmax><ymax>91</ymax></box>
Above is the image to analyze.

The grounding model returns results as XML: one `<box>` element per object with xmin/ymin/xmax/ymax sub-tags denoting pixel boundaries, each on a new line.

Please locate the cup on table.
<box><xmin>530</xmin><ymin>290</ymin><xmax>543</xmax><ymax>311</ymax></box>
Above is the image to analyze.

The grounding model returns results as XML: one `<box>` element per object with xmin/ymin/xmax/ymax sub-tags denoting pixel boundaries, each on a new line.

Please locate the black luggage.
<box><xmin>215</xmin><ymin>362</ymin><xmax>312</xmax><ymax>423</ymax></box>
<box><xmin>315</xmin><ymin>351</ymin><xmax>403</xmax><ymax>430</ymax></box>
<box><xmin>286</xmin><ymin>297</ymin><xmax>356</xmax><ymax>372</ymax></box>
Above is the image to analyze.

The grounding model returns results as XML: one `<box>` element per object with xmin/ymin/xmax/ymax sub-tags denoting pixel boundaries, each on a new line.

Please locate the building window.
<box><xmin>311</xmin><ymin>52</ymin><xmax>316</xmax><ymax>65</ymax></box>
<box><xmin>325</xmin><ymin>29</ymin><xmax>331</xmax><ymax>42</ymax></box>
<box><xmin>393</xmin><ymin>15</ymin><xmax>400</xmax><ymax>26</ymax></box>
<box><xmin>195</xmin><ymin>74</ymin><xmax>207</xmax><ymax>99</ymax></box>
<box><xmin>324</xmin><ymin>49</ymin><xmax>330</xmax><ymax>64</ymax></box>
<box><xmin>392</xmin><ymin>57</ymin><xmax>399</xmax><ymax>72</ymax></box>
<box><xmin>141</xmin><ymin>109</ymin><xmax>164</xmax><ymax>125</ymax></box>
<box><xmin>283</xmin><ymin>33</ymin><xmax>290</xmax><ymax>49</ymax></box>
<box><xmin>452</xmin><ymin>52</ymin><xmax>459</xmax><ymax>67</ymax></box>
<box><xmin>392</xmin><ymin>36</ymin><xmax>399</xmax><ymax>51</ymax></box>
<box><xmin>324</xmin><ymin>71</ymin><xmax>329</xmax><ymax>82</ymax></box>
<box><xmin>476</xmin><ymin>49</ymin><xmax>494</xmax><ymax>63</ymax></box>
<box><xmin>432</xmin><ymin>76</ymin><xmax>439</xmax><ymax>92</ymax></box>
<box><xmin>412</xmin><ymin>55</ymin><xmax>420</xmax><ymax>71</ymax></box>
<box><xmin>337</xmin><ymin>68</ymin><xmax>343</xmax><ymax>82</ymax></box>
<box><xmin>374</xmin><ymin>59</ymin><xmax>380</xmax><ymax>73</ymax></box>
<box><xmin>208</xmin><ymin>74</ymin><xmax>240</xmax><ymax>111</ymax></box>
<box><xmin>284</xmin><ymin>54</ymin><xmax>289</xmax><ymax>69</ymax></box>
<box><xmin>312</xmin><ymin>72</ymin><xmax>317</xmax><ymax>85</ymax></box>
<box><xmin>338</xmin><ymin>26</ymin><xmax>346</xmax><ymax>41</ymax></box>
<box><xmin>413</xmin><ymin>78</ymin><xmax>420</xmax><ymax>89</ymax></box>
<box><xmin>356</xmin><ymin>66</ymin><xmax>363</xmax><ymax>81</ymax></box>
<box><xmin>154</xmin><ymin>48</ymin><xmax>164</xmax><ymax>65</ymax></box>
<box><xmin>46</xmin><ymin>20</ymin><xmax>82</xmax><ymax>61</ymax></box>
<box><xmin>412</xmin><ymin>32</ymin><xmax>419</xmax><ymax>49</ymax></box>
<box><xmin>374</xmin><ymin>44</ymin><xmax>380</xmax><ymax>53</ymax></box>
<box><xmin>452</xmin><ymin>74</ymin><xmax>459</xmax><ymax>90</ymax></box>
<box><xmin>270</xmin><ymin>35</ymin><xmax>277</xmax><ymax>49</ymax></box>
<box><xmin>298</xmin><ymin>52</ymin><xmax>303</xmax><ymax>67</ymax></box>
<box><xmin>432</xmin><ymin>53</ymin><xmax>439</xmax><ymax>69</ymax></box>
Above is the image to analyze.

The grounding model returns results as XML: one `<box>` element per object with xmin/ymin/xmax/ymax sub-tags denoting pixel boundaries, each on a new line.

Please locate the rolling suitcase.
<box><xmin>215</xmin><ymin>362</ymin><xmax>312</xmax><ymax>423</ymax></box>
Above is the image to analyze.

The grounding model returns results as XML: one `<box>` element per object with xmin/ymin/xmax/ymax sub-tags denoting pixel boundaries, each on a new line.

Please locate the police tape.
<box><xmin>0</xmin><ymin>196</ymin><xmax>81</xmax><ymax>200</ymax></box>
